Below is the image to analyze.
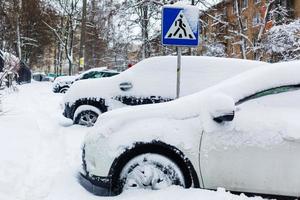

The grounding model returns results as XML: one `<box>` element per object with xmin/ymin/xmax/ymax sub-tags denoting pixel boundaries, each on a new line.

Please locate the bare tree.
<box><xmin>44</xmin><ymin>0</ymin><xmax>81</xmax><ymax>75</ymax></box>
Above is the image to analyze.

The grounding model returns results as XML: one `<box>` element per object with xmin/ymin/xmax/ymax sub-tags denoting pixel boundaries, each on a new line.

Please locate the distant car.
<box><xmin>62</xmin><ymin>56</ymin><xmax>267</xmax><ymax>126</ymax></box>
<box><xmin>80</xmin><ymin>60</ymin><xmax>300</xmax><ymax>198</ymax></box>
<box><xmin>32</xmin><ymin>72</ymin><xmax>51</xmax><ymax>82</ymax></box>
<box><xmin>52</xmin><ymin>68</ymin><xmax>119</xmax><ymax>93</ymax></box>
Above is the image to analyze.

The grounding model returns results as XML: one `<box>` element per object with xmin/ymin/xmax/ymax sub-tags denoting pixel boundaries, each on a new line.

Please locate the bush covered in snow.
<box><xmin>264</xmin><ymin>20</ymin><xmax>300</xmax><ymax>62</ymax></box>
<box><xmin>204</xmin><ymin>43</ymin><xmax>227</xmax><ymax>57</ymax></box>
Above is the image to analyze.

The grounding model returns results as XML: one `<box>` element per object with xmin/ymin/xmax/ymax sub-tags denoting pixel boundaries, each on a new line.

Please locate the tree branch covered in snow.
<box><xmin>264</xmin><ymin>19</ymin><xmax>300</xmax><ymax>62</ymax></box>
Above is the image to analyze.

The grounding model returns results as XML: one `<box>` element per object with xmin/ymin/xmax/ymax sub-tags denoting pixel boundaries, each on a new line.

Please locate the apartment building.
<box><xmin>200</xmin><ymin>0</ymin><xmax>300</xmax><ymax>60</ymax></box>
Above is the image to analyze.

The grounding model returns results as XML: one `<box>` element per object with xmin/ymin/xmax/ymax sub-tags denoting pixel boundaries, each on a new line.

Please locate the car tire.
<box><xmin>74</xmin><ymin>109</ymin><xmax>99</xmax><ymax>127</ymax></box>
<box><xmin>116</xmin><ymin>153</ymin><xmax>187</xmax><ymax>193</ymax></box>
<box><xmin>59</xmin><ymin>87</ymin><xmax>69</xmax><ymax>93</ymax></box>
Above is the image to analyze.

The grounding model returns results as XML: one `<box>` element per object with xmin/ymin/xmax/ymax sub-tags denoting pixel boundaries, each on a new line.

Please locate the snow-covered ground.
<box><xmin>0</xmin><ymin>82</ymin><xmax>264</xmax><ymax>200</ymax></box>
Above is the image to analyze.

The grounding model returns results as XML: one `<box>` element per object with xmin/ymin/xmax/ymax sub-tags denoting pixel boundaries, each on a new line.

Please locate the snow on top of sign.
<box><xmin>183</xmin><ymin>6</ymin><xmax>199</xmax><ymax>33</ymax></box>
<box><xmin>163</xmin><ymin>3</ymin><xmax>199</xmax><ymax>33</ymax></box>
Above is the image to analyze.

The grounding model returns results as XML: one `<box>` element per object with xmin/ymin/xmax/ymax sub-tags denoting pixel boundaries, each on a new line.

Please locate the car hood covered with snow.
<box><xmin>53</xmin><ymin>75</ymin><xmax>77</xmax><ymax>87</ymax></box>
<box><xmin>63</xmin><ymin>56</ymin><xmax>266</xmax><ymax>105</ymax></box>
<box><xmin>85</xmin><ymin>60</ymin><xmax>300</xmax><ymax>156</ymax></box>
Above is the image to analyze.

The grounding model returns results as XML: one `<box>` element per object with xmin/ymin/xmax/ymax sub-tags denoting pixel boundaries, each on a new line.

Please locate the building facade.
<box><xmin>200</xmin><ymin>0</ymin><xmax>300</xmax><ymax>60</ymax></box>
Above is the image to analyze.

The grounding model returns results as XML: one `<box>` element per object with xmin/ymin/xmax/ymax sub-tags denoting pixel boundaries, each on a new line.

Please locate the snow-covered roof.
<box><xmin>64</xmin><ymin>56</ymin><xmax>267</xmax><ymax>104</ymax></box>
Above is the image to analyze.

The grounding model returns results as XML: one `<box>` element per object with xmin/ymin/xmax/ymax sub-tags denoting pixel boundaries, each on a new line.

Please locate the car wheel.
<box><xmin>74</xmin><ymin>110</ymin><xmax>99</xmax><ymax>127</ymax></box>
<box><xmin>59</xmin><ymin>87</ymin><xmax>68</xmax><ymax>93</ymax></box>
<box><xmin>117</xmin><ymin>153</ymin><xmax>186</xmax><ymax>193</ymax></box>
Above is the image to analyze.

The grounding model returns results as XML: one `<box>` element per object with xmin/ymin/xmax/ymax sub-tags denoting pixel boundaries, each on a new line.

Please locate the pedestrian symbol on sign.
<box><xmin>165</xmin><ymin>10</ymin><xmax>196</xmax><ymax>40</ymax></box>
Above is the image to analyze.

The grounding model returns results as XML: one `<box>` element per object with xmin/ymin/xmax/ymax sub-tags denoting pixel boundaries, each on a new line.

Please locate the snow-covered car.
<box><xmin>52</xmin><ymin>67</ymin><xmax>119</xmax><ymax>93</ymax></box>
<box><xmin>32</xmin><ymin>72</ymin><xmax>52</xmax><ymax>82</ymax></box>
<box><xmin>63</xmin><ymin>56</ymin><xmax>266</xmax><ymax>126</ymax></box>
<box><xmin>80</xmin><ymin>60</ymin><xmax>300</xmax><ymax>198</ymax></box>
<box><xmin>52</xmin><ymin>75</ymin><xmax>77</xmax><ymax>93</ymax></box>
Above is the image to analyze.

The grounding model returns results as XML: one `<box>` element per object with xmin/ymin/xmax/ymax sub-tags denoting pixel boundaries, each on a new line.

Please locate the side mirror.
<box><xmin>208</xmin><ymin>93</ymin><xmax>235</xmax><ymax>123</ymax></box>
<box><xmin>119</xmin><ymin>82</ymin><xmax>133</xmax><ymax>91</ymax></box>
<box><xmin>213</xmin><ymin>111</ymin><xmax>235</xmax><ymax>123</ymax></box>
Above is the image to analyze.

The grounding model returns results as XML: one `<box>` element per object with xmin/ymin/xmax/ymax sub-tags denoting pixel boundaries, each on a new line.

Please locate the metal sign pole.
<box><xmin>176</xmin><ymin>47</ymin><xmax>181</xmax><ymax>99</ymax></box>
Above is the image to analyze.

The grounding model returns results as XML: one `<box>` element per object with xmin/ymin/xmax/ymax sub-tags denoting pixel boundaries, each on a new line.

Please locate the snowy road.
<box><xmin>0</xmin><ymin>82</ymin><xmax>263</xmax><ymax>200</ymax></box>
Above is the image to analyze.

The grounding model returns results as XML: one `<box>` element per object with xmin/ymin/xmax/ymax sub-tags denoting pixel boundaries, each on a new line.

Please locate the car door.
<box><xmin>200</xmin><ymin>86</ymin><xmax>300</xmax><ymax>197</ymax></box>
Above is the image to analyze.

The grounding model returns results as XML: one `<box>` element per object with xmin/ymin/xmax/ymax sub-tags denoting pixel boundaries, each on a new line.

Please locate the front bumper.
<box><xmin>78</xmin><ymin>172</ymin><xmax>113</xmax><ymax>196</ymax></box>
<box><xmin>63</xmin><ymin>103</ymin><xmax>72</xmax><ymax>119</ymax></box>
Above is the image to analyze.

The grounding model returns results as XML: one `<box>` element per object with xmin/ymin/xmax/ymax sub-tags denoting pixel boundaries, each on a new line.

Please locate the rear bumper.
<box><xmin>78</xmin><ymin>172</ymin><xmax>113</xmax><ymax>196</ymax></box>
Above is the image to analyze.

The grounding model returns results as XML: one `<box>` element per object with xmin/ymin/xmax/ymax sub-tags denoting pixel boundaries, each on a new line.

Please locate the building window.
<box><xmin>242</xmin><ymin>17</ymin><xmax>248</xmax><ymax>30</ymax></box>
<box><xmin>252</xmin><ymin>12</ymin><xmax>261</xmax><ymax>26</ymax></box>
<box><xmin>241</xmin><ymin>0</ymin><xmax>248</xmax><ymax>9</ymax></box>
<box><xmin>254</xmin><ymin>0</ymin><xmax>261</xmax><ymax>4</ymax></box>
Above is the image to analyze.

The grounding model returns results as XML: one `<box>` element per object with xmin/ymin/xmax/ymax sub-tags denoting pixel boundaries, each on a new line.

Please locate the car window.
<box><xmin>93</xmin><ymin>72</ymin><xmax>104</xmax><ymax>78</ymax></box>
<box><xmin>81</xmin><ymin>72</ymin><xmax>93</xmax><ymax>79</ymax></box>
<box><xmin>102</xmin><ymin>72</ymin><xmax>118</xmax><ymax>77</ymax></box>
<box><xmin>237</xmin><ymin>85</ymin><xmax>300</xmax><ymax>105</ymax></box>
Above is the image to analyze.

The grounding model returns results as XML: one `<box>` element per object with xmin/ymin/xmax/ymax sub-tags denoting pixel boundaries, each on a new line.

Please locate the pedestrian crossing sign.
<box><xmin>162</xmin><ymin>5</ymin><xmax>199</xmax><ymax>46</ymax></box>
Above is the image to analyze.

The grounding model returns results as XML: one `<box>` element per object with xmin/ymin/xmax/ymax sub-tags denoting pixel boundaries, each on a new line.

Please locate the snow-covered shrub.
<box><xmin>204</xmin><ymin>43</ymin><xmax>227</xmax><ymax>57</ymax></box>
<box><xmin>264</xmin><ymin>20</ymin><xmax>300</xmax><ymax>62</ymax></box>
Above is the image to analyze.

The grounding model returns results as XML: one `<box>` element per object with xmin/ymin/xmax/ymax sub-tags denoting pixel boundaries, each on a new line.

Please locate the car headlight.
<box><xmin>53</xmin><ymin>83</ymin><xmax>59</xmax><ymax>89</ymax></box>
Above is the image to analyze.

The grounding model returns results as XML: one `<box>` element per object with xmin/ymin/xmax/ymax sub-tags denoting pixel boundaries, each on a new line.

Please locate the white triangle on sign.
<box><xmin>165</xmin><ymin>10</ymin><xmax>196</xmax><ymax>40</ymax></box>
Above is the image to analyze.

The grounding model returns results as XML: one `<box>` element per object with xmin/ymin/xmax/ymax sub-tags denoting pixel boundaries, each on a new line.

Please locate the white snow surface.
<box><xmin>0</xmin><ymin>80</ymin><xmax>266</xmax><ymax>199</ymax></box>
<box><xmin>64</xmin><ymin>56</ymin><xmax>266</xmax><ymax>105</ymax></box>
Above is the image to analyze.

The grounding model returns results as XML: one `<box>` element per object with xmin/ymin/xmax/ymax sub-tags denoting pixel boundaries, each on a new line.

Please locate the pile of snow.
<box><xmin>117</xmin><ymin>187</ymin><xmax>264</xmax><ymax>200</ymax></box>
<box><xmin>64</xmin><ymin>56</ymin><xmax>267</xmax><ymax>105</ymax></box>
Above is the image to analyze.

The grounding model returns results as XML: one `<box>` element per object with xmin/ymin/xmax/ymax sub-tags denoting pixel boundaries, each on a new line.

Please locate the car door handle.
<box><xmin>282</xmin><ymin>136</ymin><xmax>300</xmax><ymax>143</ymax></box>
<box><xmin>119</xmin><ymin>82</ymin><xmax>132</xmax><ymax>91</ymax></box>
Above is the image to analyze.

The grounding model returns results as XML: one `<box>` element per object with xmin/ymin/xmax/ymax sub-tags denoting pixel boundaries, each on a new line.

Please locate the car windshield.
<box><xmin>237</xmin><ymin>85</ymin><xmax>300</xmax><ymax>105</ymax></box>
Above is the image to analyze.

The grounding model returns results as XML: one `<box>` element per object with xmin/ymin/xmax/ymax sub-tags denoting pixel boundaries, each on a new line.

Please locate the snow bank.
<box><xmin>117</xmin><ymin>187</ymin><xmax>264</xmax><ymax>200</ymax></box>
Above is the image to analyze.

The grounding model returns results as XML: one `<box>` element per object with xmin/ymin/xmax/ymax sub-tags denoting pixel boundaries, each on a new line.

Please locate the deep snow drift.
<box><xmin>0</xmin><ymin>82</ymin><xmax>265</xmax><ymax>200</ymax></box>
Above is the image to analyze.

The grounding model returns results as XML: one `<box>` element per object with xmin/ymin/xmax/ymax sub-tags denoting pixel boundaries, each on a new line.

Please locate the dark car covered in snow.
<box><xmin>52</xmin><ymin>68</ymin><xmax>119</xmax><ymax>93</ymax></box>
<box><xmin>62</xmin><ymin>56</ymin><xmax>267</xmax><ymax>127</ymax></box>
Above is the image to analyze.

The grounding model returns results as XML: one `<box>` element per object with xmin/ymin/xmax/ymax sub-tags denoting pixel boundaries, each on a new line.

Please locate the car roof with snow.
<box><xmin>53</xmin><ymin>67</ymin><xmax>117</xmax><ymax>85</ymax></box>
<box><xmin>64</xmin><ymin>56</ymin><xmax>267</xmax><ymax>104</ymax></box>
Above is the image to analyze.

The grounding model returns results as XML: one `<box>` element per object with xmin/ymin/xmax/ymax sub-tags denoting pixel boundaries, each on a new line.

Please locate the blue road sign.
<box><xmin>162</xmin><ymin>6</ymin><xmax>199</xmax><ymax>46</ymax></box>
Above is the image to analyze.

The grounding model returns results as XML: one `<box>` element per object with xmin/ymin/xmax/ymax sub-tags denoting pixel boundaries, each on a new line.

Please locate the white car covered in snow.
<box><xmin>52</xmin><ymin>67</ymin><xmax>119</xmax><ymax>93</ymax></box>
<box><xmin>63</xmin><ymin>56</ymin><xmax>266</xmax><ymax>126</ymax></box>
<box><xmin>80</xmin><ymin>60</ymin><xmax>300</xmax><ymax>198</ymax></box>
